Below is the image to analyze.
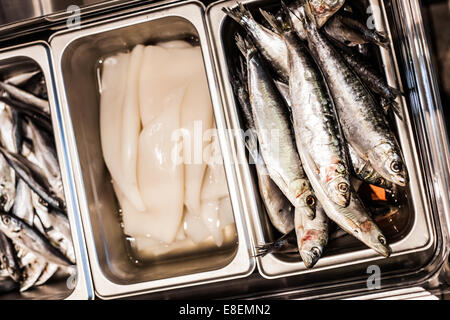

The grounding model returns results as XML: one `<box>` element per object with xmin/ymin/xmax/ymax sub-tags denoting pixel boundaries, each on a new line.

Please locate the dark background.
<box><xmin>421</xmin><ymin>0</ymin><xmax>450</xmax><ymax>134</ymax></box>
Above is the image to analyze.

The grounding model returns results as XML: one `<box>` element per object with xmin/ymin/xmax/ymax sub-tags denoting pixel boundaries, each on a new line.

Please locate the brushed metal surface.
<box><xmin>50</xmin><ymin>0</ymin><xmax>254</xmax><ymax>299</ymax></box>
<box><xmin>0</xmin><ymin>42</ymin><xmax>94</xmax><ymax>300</ymax></box>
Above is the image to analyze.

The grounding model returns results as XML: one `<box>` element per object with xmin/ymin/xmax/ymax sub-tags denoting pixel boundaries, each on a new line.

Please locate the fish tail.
<box><xmin>222</xmin><ymin>2</ymin><xmax>253</xmax><ymax>26</ymax></box>
<box><xmin>374</xmin><ymin>31</ymin><xmax>390</xmax><ymax>49</ymax></box>
<box><xmin>235</xmin><ymin>33</ymin><xmax>256</xmax><ymax>57</ymax></box>
<box><xmin>259</xmin><ymin>8</ymin><xmax>288</xmax><ymax>34</ymax></box>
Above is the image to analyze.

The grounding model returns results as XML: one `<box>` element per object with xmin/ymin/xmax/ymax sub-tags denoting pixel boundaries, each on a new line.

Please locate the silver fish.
<box><xmin>31</xmin><ymin>194</ymin><xmax>75</xmax><ymax>264</ymax></box>
<box><xmin>265</xmin><ymin>8</ymin><xmax>351</xmax><ymax>207</ymax></box>
<box><xmin>294</xmin><ymin>203</ymin><xmax>329</xmax><ymax>268</ymax></box>
<box><xmin>4</xmin><ymin>70</ymin><xmax>40</xmax><ymax>86</ymax></box>
<box><xmin>324</xmin><ymin>14</ymin><xmax>368</xmax><ymax>47</ymax></box>
<box><xmin>0</xmin><ymin>81</ymin><xmax>50</xmax><ymax>115</ymax></box>
<box><xmin>23</xmin><ymin>121</ymin><xmax>64</xmax><ymax>201</ymax></box>
<box><xmin>0</xmin><ymin>146</ymin><xmax>65</xmax><ymax>212</ymax></box>
<box><xmin>231</xmin><ymin>58</ymin><xmax>294</xmax><ymax>234</ymax></box>
<box><xmin>35</xmin><ymin>263</ymin><xmax>58</xmax><ymax>286</ymax></box>
<box><xmin>0</xmin><ymin>212</ymin><xmax>73</xmax><ymax>267</ymax></box>
<box><xmin>0</xmin><ymin>154</ymin><xmax>15</xmax><ymax>212</ymax></box>
<box><xmin>0</xmin><ymin>231</ymin><xmax>21</xmax><ymax>282</ymax></box>
<box><xmin>298</xmin><ymin>141</ymin><xmax>390</xmax><ymax>257</ymax></box>
<box><xmin>15</xmin><ymin>245</ymin><xmax>45</xmax><ymax>292</ymax></box>
<box><xmin>298</xmin><ymin>8</ymin><xmax>407</xmax><ymax>187</ymax></box>
<box><xmin>348</xmin><ymin>144</ymin><xmax>393</xmax><ymax>189</ymax></box>
<box><xmin>236</xmin><ymin>34</ymin><xmax>316</xmax><ymax>219</ymax></box>
<box><xmin>223</xmin><ymin>3</ymin><xmax>289</xmax><ymax>82</ymax></box>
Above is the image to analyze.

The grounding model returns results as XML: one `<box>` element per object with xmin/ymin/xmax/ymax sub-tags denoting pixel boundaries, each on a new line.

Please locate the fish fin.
<box><xmin>388</xmin><ymin>85</ymin><xmax>404</xmax><ymax>97</ymax></box>
<box><xmin>222</xmin><ymin>2</ymin><xmax>253</xmax><ymax>26</ymax></box>
<box><xmin>259</xmin><ymin>8</ymin><xmax>287</xmax><ymax>35</ymax></box>
<box><xmin>381</xmin><ymin>98</ymin><xmax>403</xmax><ymax>121</ymax></box>
<box><xmin>235</xmin><ymin>33</ymin><xmax>256</xmax><ymax>58</ymax></box>
<box><xmin>375</xmin><ymin>31</ymin><xmax>390</xmax><ymax>49</ymax></box>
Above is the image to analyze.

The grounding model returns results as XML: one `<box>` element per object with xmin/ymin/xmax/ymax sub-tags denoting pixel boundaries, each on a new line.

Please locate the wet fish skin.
<box><xmin>0</xmin><ymin>146</ymin><xmax>66</xmax><ymax>213</ymax></box>
<box><xmin>232</xmin><ymin>57</ymin><xmax>295</xmax><ymax>234</ymax></box>
<box><xmin>0</xmin><ymin>231</ymin><xmax>21</xmax><ymax>282</ymax></box>
<box><xmin>0</xmin><ymin>81</ymin><xmax>50</xmax><ymax>115</ymax></box>
<box><xmin>236</xmin><ymin>34</ymin><xmax>316</xmax><ymax>219</ymax></box>
<box><xmin>298</xmin><ymin>142</ymin><xmax>390</xmax><ymax>257</ymax></box>
<box><xmin>324</xmin><ymin>14</ymin><xmax>368</xmax><ymax>47</ymax></box>
<box><xmin>269</xmin><ymin>9</ymin><xmax>351</xmax><ymax>208</ymax></box>
<box><xmin>0</xmin><ymin>212</ymin><xmax>73</xmax><ymax>267</ymax></box>
<box><xmin>0</xmin><ymin>154</ymin><xmax>15</xmax><ymax>212</ymax></box>
<box><xmin>348</xmin><ymin>144</ymin><xmax>393</xmax><ymax>189</ymax></box>
<box><xmin>299</xmin><ymin>8</ymin><xmax>407</xmax><ymax>187</ymax></box>
<box><xmin>23</xmin><ymin>120</ymin><xmax>64</xmax><ymax>201</ymax></box>
<box><xmin>328</xmin><ymin>37</ymin><xmax>402</xmax><ymax>114</ymax></box>
<box><xmin>223</xmin><ymin>3</ymin><xmax>290</xmax><ymax>82</ymax></box>
<box><xmin>338</xmin><ymin>11</ymin><xmax>390</xmax><ymax>49</ymax></box>
<box><xmin>0</xmin><ymin>96</ymin><xmax>52</xmax><ymax>134</ymax></box>
<box><xmin>295</xmin><ymin>203</ymin><xmax>329</xmax><ymax>268</ymax></box>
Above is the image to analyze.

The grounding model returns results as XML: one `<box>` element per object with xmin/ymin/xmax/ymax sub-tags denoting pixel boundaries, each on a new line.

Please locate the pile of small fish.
<box><xmin>224</xmin><ymin>0</ymin><xmax>408</xmax><ymax>268</ymax></box>
<box><xmin>0</xmin><ymin>70</ymin><xmax>75</xmax><ymax>293</ymax></box>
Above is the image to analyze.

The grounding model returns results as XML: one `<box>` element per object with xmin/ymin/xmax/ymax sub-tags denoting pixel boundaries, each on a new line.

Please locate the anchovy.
<box><xmin>0</xmin><ymin>96</ymin><xmax>52</xmax><ymax>134</ymax></box>
<box><xmin>0</xmin><ymin>81</ymin><xmax>50</xmax><ymax>114</ymax></box>
<box><xmin>15</xmin><ymin>246</ymin><xmax>45</xmax><ymax>292</ymax></box>
<box><xmin>0</xmin><ymin>146</ymin><xmax>65</xmax><ymax>213</ymax></box>
<box><xmin>18</xmin><ymin>71</ymin><xmax>48</xmax><ymax>101</ymax></box>
<box><xmin>35</xmin><ymin>263</ymin><xmax>58</xmax><ymax>286</ymax></box>
<box><xmin>0</xmin><ymin>231</ymin><xmax>21</xmax><ymax>282</ymax></box>
<box><xmin>236</xmin><ymin>34</ymin><xmax>316</xmax><ymax>219</ymax></box>
<box><xmin>298</xmin><ymin>140</ymin><xmax>390</xmax><ymax>257</ymax></box>
<box><xmin>348</xmin><ymin>144</ymin><xmax>393</xmax><ymax>189</ymax></box>
<box><xmin>264</xmin><ymin>8</ymin><xmax>351</xmax><ymax>207</ymax></box>
<box><xmin>0</xmin><ymin>212</ymin><xmax>73</xmax><ymax>267</ymax></box>
<box><xmin>223</xmin><ymin>3</ymin><xmax>289</xmax><ymax>82</ymax></box>
<box><xmin>5</xmin><ymin>70</ymin><xmax>40</xmax><ymax>86</ymax></box>
<box><xmin>299</xmin><ymin>8</ymin><xmax>407</xmax><ymax>187</ymax></box>
<box><xmin>231</xmin><ymin>57</ymin><xmax>294</xmax><ymax>234</ymax></box>
<box><xmin>23</xmin><ymin>121</ymin><xmax>64</xmax><ymax>201</ymax></box>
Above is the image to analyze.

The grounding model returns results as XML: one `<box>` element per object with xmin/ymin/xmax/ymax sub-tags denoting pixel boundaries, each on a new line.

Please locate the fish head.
<box><xmin>369</xmin><ymin>143</ymin><xmax>407</xmax><ymax>187</ymax></box>
<box><xmin>298</xmin><ymin>228</ymin><xmax>328</xmax><ymax>268</ymax></box>
<box><xmin>292</xmin><ymin>180</ymin><xmax>316</xmax><ymax>219</ymax></box>
<box><xmin>358</xmin><ymin>219</ymin><xmax>391</xmax><ymax>257</ymax></box>
<box><xmin>326</xmin><ymin>167</ymin><xmax>351</xmax><ymax>207</ymax></box>
<box><xmin>0</xmin><ymin>185</ymin><xmax>15</xmax><ymax>212</ymax></box>
<box><xmin>0</xmin><ymin>213</ymin><xmax>22</xmax><ymax>235</ymax></box>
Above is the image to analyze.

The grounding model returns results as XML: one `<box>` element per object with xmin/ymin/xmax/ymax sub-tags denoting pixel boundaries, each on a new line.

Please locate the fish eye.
<box><xmin>337</xmin><ymin>182</ymin><xmax>349</xmax><ymax>193</ymax></box>
<box><xmin>375</xmin><ymin>178</ymin><xmax>384</xmax><ymax>186</ymax></box>
<box><xmin>38</xmin><ymin>198</ymin><xmax>48</xmax><ymax>207</ymax></box>
<box><xmin>306</xmin><ymin>195</ymin><xmax>315</xmax><ymax>207</ymax></box>
<box><xmin>0</xmin><ymin>195</ymin><xmax>7</xmax><ymax>206</ymax></box>
<box><xmin>1</xmin><ymin>215</ymin><xmax>10</xmax><ymax>225</ymax></box>
<box><xmin>378</xmin><ymin>235</ymin><xmax>386</xmax><ymax>245</ymax></box>
<box><xmin>390</xmin><ymin>161</ymin><xmax>402</xmax><ymax>173</ymax></box>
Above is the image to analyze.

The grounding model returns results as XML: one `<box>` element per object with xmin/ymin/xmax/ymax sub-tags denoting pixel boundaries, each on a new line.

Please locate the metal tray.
<box><xmin>49</xmin><ymin>0</ymin><xmax>255</xmax><ymax>299</ymax></box>
<box><xmin>206</xmin><ymin>0</ymin><xmax>439</xmax><ymax>279</ymax></box>
<box><xmin>0</xmin><ymin>42</ymin><xmax>93</xmax><ymax>300</ymax></box>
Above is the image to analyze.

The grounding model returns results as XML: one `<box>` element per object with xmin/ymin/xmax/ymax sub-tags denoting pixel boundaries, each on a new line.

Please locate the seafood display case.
<box><xmin>0</xmin><ymin>0</ymin><xmax>448</xmax><ymax>300</ymax></box>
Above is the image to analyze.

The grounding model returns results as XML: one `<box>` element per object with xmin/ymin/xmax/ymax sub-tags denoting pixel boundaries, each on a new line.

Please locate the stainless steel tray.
<box><xmin>0</xmin><ymin>42</ymin><xmax>93</xmax><ymax>300</ymax></box>
<box><xmin>49</xmin><ymin>0</ymin><xmax>255</xmax><ymax>299</ymax></box>
<box><xmin>206</xmin><ymin>0</ymin><xmax>439</xmax><ymax>279</ymax></box>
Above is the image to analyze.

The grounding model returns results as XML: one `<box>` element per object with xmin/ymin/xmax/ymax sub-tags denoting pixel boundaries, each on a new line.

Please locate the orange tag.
<box><xmin>370</xmin><ymin>185</ymin><xmax>386</xmax><ymax>201</ymax></box>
